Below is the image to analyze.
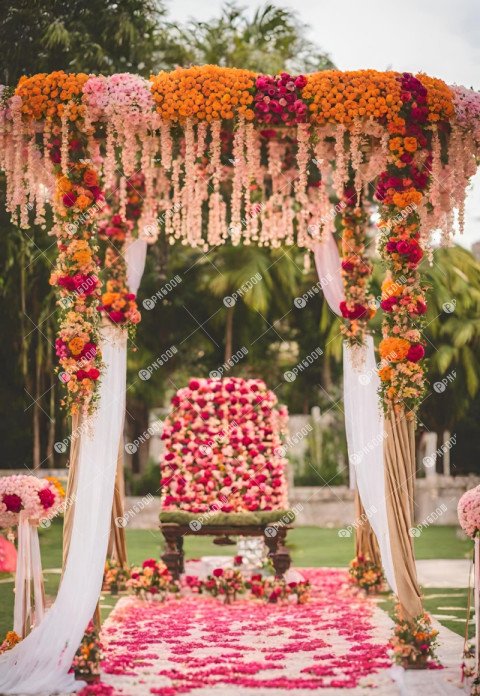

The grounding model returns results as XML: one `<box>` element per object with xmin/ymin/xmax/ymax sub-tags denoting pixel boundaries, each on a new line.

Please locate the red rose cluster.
<box><xmin>254</xmin><ymin>73</ymin><xmax>308</xmax><ymax>126</ymax></box>
<box><xmin>160</xmin><ymin>377</ymin><xmax>289</xmax><ymax>513</ymax></box>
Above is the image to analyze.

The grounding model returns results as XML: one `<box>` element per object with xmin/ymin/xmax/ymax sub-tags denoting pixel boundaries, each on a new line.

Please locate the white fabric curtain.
<box><xmin>125</xmin><ymin>237</ymin><xmax>148</xmax><ymax>295</ymax></box>
<box><xmin>13</xmin><ymin>516</ymin><xmax>44</xmax><ymax>638</ymax></box>
<box><xmin>312</xmin><ymin>233</ymin><xmax>396</xmax><ymax>592</ymax></box>
<box><xmin>312</xmin><ymin>234</ymin><xmax>345</xmax><ymax>317</ymax></box>
<box><xmin>343</xmin><ymin>337</ymin><xmax>397</xmax><ymax>593</ymax></box>
<box><xmin>0</xmin><ymin>325</ymin><xmax>127</xmax><ymax>694</ymax></box>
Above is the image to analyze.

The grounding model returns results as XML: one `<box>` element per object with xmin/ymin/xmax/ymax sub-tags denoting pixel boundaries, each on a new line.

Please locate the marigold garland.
<box><xmin>376</xmin><ymin>73</ymin><xmax>437</xmax><ymax>415</ymax></box>
<box><xmin>15</xmin><ymin>71</ymin><xmax>89</xmax><ymax>120</ymax></box>
<box><xmin>301</xmin><ymin>69</ymin><xmax>403</xmax><ymax>125</ymax></box>
<box><xmin>150</xmin><ymin>65</ymin><xmax>256</xmax><ymax>122</ymax></box>
<box><xmin>4</xmin><ymin>67</ymin><xmax>480</xmax><ymax>414</ymax></box>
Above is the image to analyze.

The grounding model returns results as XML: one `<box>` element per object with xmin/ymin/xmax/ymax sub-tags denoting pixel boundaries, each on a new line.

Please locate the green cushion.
<box><xmin>159</xmin><ymin>510</ymin><xmax>292</xmax><ymax>526</ymax></box>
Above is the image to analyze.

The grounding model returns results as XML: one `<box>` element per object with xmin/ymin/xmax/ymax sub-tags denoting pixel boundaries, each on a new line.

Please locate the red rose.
<box><xmin>108</xmin><ymin>310</ymin><xmax>126</xmax><ymax>323</ymax></box>
<box><xmin>189</xmin><ymin>380</ymin><xmax>200</xmax><ymax>390</ymax></box>
<box><xmin>409</xmin><ymin>246</ymin><xmax>423</xmax><ymax>264</ymax></box>
<box><xmin>142</xmin><ymin>558</ymin><xmax>157</xmax><ymax>569</ymax></box>
<box><xmin>407</xmin><ymin>344</ymin><xmax>425</xmax><ymax>362</ymax></box>
<box><xmin>38</xmin><ymin>487</ymin><xmax>55</xmax><ymax>509</ymax></box>
<box><xmin>380</xmin><ymin>296</ymin><xmax>397</xmax><ymax>312</ymax></box>
<box><xmin>233</xmin><ymin>556</ymin><xmax>243</xmax><ymax>566</ymax></box>
<box><xmin>212</xmin><ymin>568</ymin><xmax>224</xmax><ymax>577</ymax></box>
<box><xmin>415</xmin><ymin>300</ymin><xmax>427</xmax><ymax>315</ymax></box>
<box><xmin>62</xmin><ymin>192</ymin><xmax>77</xmax><ymax>208</ymax></box>
<box><xmin>341</xmin><ymin>259</ymin><xmax>355</xmax><ymax>272</ymax></box>
<box><xmin>349</xmin><ymin>304</ymin><xmax>368</xmax><ymax>320</ymax></box>
<box><xmin>396</xmin><ymin>240</ymin><xmax>411</xmax><ymax>255</ymax></box>
<box><xmin>87</xmin><ymin>368</ymin><xmax>100</xmax><ymax>380</ymax></box>
<box><xmin>2</xmin><ymin>493</ymin><xmax>23</xmax><ymax>513</ymax></box>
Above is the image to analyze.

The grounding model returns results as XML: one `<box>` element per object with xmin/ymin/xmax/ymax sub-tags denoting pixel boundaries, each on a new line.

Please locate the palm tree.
<box><xmin>419</xmin><ymin>245</ymin><xmax>480</xmax><ymax>434</ymax></box>
<box><xmin>199</xmin><ymin>245</ymin><xmax>302</xmax><ymax>363</ymax></box>
<box><xmin>174</xmin><ymin>2</ymin><xmax>334</xmax><ymax>73</ymax></box>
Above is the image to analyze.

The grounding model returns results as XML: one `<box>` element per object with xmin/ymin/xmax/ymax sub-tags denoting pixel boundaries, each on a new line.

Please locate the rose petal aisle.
<box><xmin>98</xmin><ymin>569</ymin><xmax>394</xmax><ymax>695</ymax></box>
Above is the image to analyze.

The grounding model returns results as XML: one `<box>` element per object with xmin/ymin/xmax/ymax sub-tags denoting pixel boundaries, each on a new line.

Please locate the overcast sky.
<box><xmin>168</xmin><ymin>0</ymin><xmax>480</xmax><ymax>250</ymax></box>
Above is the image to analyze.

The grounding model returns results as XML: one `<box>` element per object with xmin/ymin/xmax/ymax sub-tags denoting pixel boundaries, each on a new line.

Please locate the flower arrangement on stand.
<box><xmin>458</xmin><ymin>486</ymin><xmax>480</xmax><ymax>538</ymax></box>
<box><xmin>72</xmin><ymin>621</ymin><xmax>102</xmax><ymax>683</ymax></box>
<box><xmin>126</xmin><ymin>559</ymin><xmax>178</xmax><ymax>600</ymax></box>
<box><xmin>348</xmin><ymin>555</ymin><xmax>385</xmax><ymax>593</ymax></box>
<box><xmin>161</xmin><ymin>377</ymin><xmax>289</xmax><ymax>514</ymax></box>
<box><xmin>246</xmin><ymin>574</ymin><xmax>311</xmax><ymax>604</ymax></box>
<box><xmin>102</xmin><ymin>559</ymin><xmax>130</xmax><ymax>595</ymax></box>
<box><xmin>201</xmin><ymin>568</ymin><xmax>246</xmax><ymax>604</ymax></box>
<box><xmin>389</xmin><ymin>605</ymin><xmax>439</xmax><ymax>669</ymax></box>
<box><xmin>0</xmin><ymin>475</ymin><xmax>64</xmax><ymax>528</ymax></box>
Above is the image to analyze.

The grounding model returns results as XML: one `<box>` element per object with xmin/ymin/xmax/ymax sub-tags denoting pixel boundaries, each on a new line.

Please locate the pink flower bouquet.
<box><xmin>458</xmin><ymin>485</ymin><xmax>480</xmax><ymax>538</ymax></box>
<box><xmin>0</xmin><ymin>475</ymin><xmax>64</xmax><ymax>528</ymax></box>
<box><xmin>160</xmin><ymin>377</ymin><xmax>289</xmax><ymax>513</ymax></box>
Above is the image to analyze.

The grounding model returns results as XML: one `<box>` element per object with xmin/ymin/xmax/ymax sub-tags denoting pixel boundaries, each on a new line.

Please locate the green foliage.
<box><xmin>0</xmin><ymin>0</ymin><xmax>175</xmax><ymax>83</ymax></box>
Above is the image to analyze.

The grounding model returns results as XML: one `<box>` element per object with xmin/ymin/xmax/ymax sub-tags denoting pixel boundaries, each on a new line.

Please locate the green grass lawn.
<box><xmin>377</xmin><ymin>587</ymin><xmax>472</xmax><ymax>640</ymax></box>
<box><xmin>0</xmin><ymin>523</ymin><xmax>473</xmax><ymax>639</ymax></box>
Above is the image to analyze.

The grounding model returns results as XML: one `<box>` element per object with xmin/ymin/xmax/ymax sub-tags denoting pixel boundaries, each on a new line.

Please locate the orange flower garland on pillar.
<box><xmin>16</xmin><ymin>72</ymin><xmax>104</xmax><ymax>414</ymax></box>
<box><xmin>376</xmin><ymin>73</ymin><xmax>454</xmax><ymax>415</ymax></box>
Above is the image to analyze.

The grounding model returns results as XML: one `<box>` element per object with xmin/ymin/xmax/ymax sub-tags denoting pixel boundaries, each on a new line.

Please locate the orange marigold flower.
<box><xmin>83</xmin><ymin>169</ymin><xmax>98</xmax><ymax>187</ymax></box>
<box><xmin>379</xmin><ymin>366</ymin><xmax>393</xmax><ymax>381</ymax></box>
<box><xmin>75</xmin><ymin>194</ymin><xmax>92</xmax><ymax>211</ymax></box>
<box><xmin>68</xmin><ymin>337</ymin><xmax>85</xmax><ymax>356</ymax></box>
<box><xmin>379</xmin><ymin>337</ymin><xmax>411</xmax><ymax>362</ymax></box>
<box><xmin>403</xmin><ymin>136</ymin><xmax>418</xmax><ymax>152</ymax></box>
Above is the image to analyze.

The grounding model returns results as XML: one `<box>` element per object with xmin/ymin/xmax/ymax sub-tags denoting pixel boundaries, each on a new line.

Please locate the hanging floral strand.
<box><xmin>339</xmin><ymin>185</ymin><xmax>375</xmax><ymax>346</ymax></box>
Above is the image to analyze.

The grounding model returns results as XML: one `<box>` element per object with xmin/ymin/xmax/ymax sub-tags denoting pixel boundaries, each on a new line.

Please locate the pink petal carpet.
<box><xmin>94</xmin><ymin>568</ymin><xmax>399</xmax><ymax>695</ymax></box>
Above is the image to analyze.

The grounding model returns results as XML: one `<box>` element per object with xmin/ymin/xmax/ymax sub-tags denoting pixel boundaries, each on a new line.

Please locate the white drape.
<box><xmin>312</xmin><ymin>233</ymin><xmax>396</xmax><ymax>592</ymax></box>
<box><xmin>0</xmin><ymin>325</ymin><xmax>127</xmax><ymax>694</ymax></box>
<box><xmin>125</xmin><ymin>237</ymin><xmax>148</xmax><ymax>295</ymax></box>
<box><xmin>343</xmin><ymin>337</ymin><xmax>397</xmax><ymax>593</ymax></box>
<box><xmin>13</xmin><ymin>516</ymin><xmax>44</xmax><ymax>638</ymax></box>
<box><xmin>312</xmin><ymin>234</ymin><xmax>345</xmax><ymax>317</ymax></box>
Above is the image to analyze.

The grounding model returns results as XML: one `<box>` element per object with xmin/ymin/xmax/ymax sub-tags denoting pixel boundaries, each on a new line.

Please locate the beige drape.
<box><xmin>384</xmin><ymin>411</ymin><xmax>423</xmax><ymax>620</ymax></box>
<box><xmin>354</xmin><ymin>487</ymin><xmax>381</xmax><ymax>567</ymax></box>
<box><xmin>107</xmin><ymin>436</ymin><xmax>128</xmax><ymax>567</ymax></box>
<box><xmin>63</xmin><ymin>418</ymin><xmax>127</xmax><ymax>568</ymax></box>
<box><xmin>62</xmin><ymin>413</ymin><xmax>81</xmax><ymax>568</ymax></box>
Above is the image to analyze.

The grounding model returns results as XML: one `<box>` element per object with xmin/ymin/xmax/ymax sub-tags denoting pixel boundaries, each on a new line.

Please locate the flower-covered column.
<box><xmin>15</xmin><ymin>72</ymin><xmax>105</xmax><ymax>415</ymax></box>
<box><xmin>375</xmin><ymin>73</ymin><xmax>454</xmax><ymax>622</ymax></box>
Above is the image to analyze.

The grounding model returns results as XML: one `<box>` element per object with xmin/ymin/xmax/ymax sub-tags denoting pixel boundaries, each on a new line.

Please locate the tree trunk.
<box><xmin>126</xmin><ymin>400</ymin><xmax>150</xmax><ymax>475</ymax></box>
<box><xmin>321</xmin><ymin>356</ymin><xmax>333</xmax><ymax>391</ymax></box>
<box><xmin>33</xmin><ymin>336</ymin><xmax>42</xmax><ymax>470</ymax></box>
<box><xmin>224</xmin><ymin>305</ymin><xmax>234</xmax><ymax>364</ymax></box>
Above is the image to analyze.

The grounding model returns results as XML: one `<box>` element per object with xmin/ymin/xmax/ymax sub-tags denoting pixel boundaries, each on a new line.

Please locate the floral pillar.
<box><xmin>375</xmin><ymin>73</ymin><xmax>454</xmax><ymax>623</ymax></box>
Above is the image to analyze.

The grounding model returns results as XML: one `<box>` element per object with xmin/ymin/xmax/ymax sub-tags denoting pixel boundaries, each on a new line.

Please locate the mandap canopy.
<box><xmin>0</xmin><ymin>66</ymin><xmax>480</xmax><ymax>693</ymax></box>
